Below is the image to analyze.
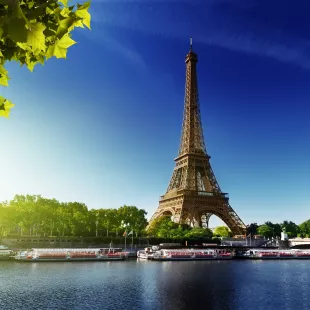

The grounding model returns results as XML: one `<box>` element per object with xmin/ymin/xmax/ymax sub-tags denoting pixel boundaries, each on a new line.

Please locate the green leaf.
<box><xmin>60</xmin><ymin>7</ymin><xmax>72</xmax><ymax>18</ymax></box>
<box><xmin>25</xmin><ymin>58</ymin><xmax>37</xmax><ymax>72</ymax></box>
<box><xmin>47</xmin><ymin>34</ymin><xmax>76</xmax><ymax>59</ymax></box>
<box><xmin>0</xmin><ymin>65</ymin><xmax>9</xmax><ymax>86</ymax></box>
<box><xmin>68</xmin><ymin>18</ymin><xmax>85</xmax><ymax>32</ymax></box>
<box><xmin>56</xmin><ymin>16</ymin><xmax>76</xmax><ymax>38</ymax></box>
<box><xmin>17</xmin><ymin>42</ymin><xmax>31</xmax><ymax>51</ymax></box>
<box><xmin>0</xmin><ymin>96</ymin><xmax>14</xmax><ymax>118</ymax></box>
<box><xmin>12</xmin><ymin>1</ymin><xmax>26</xmax><ymax>19</ymax></box>
<box><xmin>27</xmin><ymin>23</ymin><xmax>46</xmax><ymax>52</ymax></box>
<box><xmin>8</xmin><ymin>18</ymin><xmax>27</xmax><ymax>43</ymax></box>
<box><xmin>46</xmin><ymin>6</ymin><xmax>55</xmax><ymax>15</ymax></box>
<box><xmin>76</xmin><ymin>2</ymin><xmax>91</xmax><ymax>29</ymax></box>
<box><xmin>0</xmin><ymin>0</ymin><xmax>91</xmax><ymax>116</ymax></box>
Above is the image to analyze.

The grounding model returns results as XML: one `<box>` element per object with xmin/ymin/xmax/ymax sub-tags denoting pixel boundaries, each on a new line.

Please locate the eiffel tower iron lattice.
<box><xmin>149</xmin><ymin>40</ymin><xmax>246</xmax><ymax>235</ymax></box>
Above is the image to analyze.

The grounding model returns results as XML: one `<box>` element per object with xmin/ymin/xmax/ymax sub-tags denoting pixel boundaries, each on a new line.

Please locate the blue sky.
<box><xmin>1</xmin><ymin>0</ymin><xmax>309</xmax><ymax>227</ymax></box>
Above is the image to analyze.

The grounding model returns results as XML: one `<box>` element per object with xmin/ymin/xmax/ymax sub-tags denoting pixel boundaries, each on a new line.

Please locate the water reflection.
<box><xmin>1</xmin><ymin>260</ymin><xmax>310</xmax><ymax>309</ymax></box>
<box><xmin>150</xmin><ymin>261</ymin><xmax>236</xmax><ymax>310</ymax></box>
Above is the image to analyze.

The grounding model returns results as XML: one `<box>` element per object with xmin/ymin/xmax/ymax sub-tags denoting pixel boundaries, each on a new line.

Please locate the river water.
<box><xmin>0</xmin><ymin>260</ymin><xmax>309</xmax><ymax>310</ymax></box>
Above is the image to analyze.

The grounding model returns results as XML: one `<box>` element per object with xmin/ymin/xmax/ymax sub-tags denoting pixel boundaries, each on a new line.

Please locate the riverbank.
<box><xmin>0</xmin><ymin>236</ymin><xmax>218</xmax><ymax>250</ymax></box>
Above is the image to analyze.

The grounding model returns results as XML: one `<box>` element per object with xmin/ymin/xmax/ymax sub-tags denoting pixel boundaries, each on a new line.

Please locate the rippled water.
<box><xmin>1</xmin><ymin>260</ymin><xmax>310</xmax><ymax>310</ymax></box>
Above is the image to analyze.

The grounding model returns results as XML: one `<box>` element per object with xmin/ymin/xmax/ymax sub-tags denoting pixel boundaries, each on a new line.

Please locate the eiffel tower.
<box><xmin>149</xmin><ymin>39</ymin><xmax>246</xmax><ymax>235</ymax></box>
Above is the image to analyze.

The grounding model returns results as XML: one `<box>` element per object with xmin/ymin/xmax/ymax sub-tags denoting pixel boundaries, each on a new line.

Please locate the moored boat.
<box><xmin>241</xmin><ymin>249</ymin><xmax>310</xmax><ymax>259</ymax></box>
<box><xmin>14</xmin><ymin>248</ymin><xmax>127</xmax><ymax>262</ymax></box>
<box><xmin>153</xmin><ymin>249</ymin><xmax>232</xmax><ymax>261</ymax></box>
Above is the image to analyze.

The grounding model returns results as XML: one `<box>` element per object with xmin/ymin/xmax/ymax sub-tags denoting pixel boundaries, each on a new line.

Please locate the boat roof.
<box><xmin>31</xmin><ymin>248</ymin><xmax>119</xmax><ymax>252</ymax></box>
<box><xmin>248</xmin><ymin>249</ymin><xmax>310</xmax><ymax>252</ymax></box>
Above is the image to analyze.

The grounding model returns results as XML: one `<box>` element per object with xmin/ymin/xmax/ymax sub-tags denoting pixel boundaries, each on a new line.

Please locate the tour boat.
<box><xmin>152</xmin><ymin>249</ymin><xmax>232</xmax><ymax>261</ymax></box>
<box><xmin>14</xmin><ymin>248</ymin><xmax>127</xmax><ymax>262</ymax></box>
<box><xmin>242</xmin><ymin>249</ymin><xmax>310</xmax><ymax>259</ymax></box>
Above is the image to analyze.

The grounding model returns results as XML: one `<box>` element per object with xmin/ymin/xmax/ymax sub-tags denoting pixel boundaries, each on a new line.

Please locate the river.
<box><xmin>0</xmin><ymin>260</ymin><xmax>309</xmax><ymax>309</ymax></box>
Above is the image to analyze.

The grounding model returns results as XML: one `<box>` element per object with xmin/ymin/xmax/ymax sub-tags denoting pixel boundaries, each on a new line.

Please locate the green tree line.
<box><xmin>147</xmin><ymin>216</ymin><xmax>214</xmax><ymax>239</ymax></box>
<box><xmin>1</xmin><ymin>195</ymin><xmax>309</xmax><ymax>240</ymax></box>
<box><xmin>148</xmin><ymin>217</ymin><xmax>310</xmax><ymax>240</ymax></box>
<box><xmin>247</xmin><ymin>221</ymin><xmax>310</xmax><ymax>239</ymax></box>
<box><xmin>0</xmin><ymin>195</ymin><xmax>223</xmax><ymax>240</ymax></box>
<box><xmin>0</xmin><ymin>195</ymin><xmax>147</xmax><ymax>237</ymax></box>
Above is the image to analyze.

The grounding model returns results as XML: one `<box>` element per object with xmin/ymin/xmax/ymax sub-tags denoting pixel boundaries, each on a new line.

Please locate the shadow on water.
<box><xmin>148</xmin><ymin>260</ymin><xmax>235</xmax><ymax>310</ymax></box>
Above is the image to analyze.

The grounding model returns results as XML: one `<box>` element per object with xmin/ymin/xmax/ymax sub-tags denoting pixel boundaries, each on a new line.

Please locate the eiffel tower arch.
<box><xmin>149</xmin><ymin>40</ymin><xmax>246</xmax><ymax>235</ymax></box>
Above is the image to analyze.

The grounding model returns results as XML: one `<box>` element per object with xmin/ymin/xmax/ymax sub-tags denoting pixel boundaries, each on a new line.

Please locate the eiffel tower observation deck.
<box><xmin>149</xmin><ymin>39</ymin><xmax>246</xmax><ymax>235</ymax></box>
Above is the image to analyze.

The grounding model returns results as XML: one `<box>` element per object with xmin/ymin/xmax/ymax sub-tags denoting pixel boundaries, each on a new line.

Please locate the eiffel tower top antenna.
<box><xmin>190</xmin><ymin>37</ymin><xmax>193</xmax><ymax>51</ymax></box>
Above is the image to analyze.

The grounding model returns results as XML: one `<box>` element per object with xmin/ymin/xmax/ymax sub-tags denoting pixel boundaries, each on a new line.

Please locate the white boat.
<box><xmin>14</xmin><ymin>248</ymin><xmax>127</xmax><ymax>262</ymax></box>
<box><xmin>242</xmin><ymin>249</ymin><xmax>310</xmax><ymax>259</ymax></box>
<box><xmin>153</xmin><ymin>248</ymin><xmax>232</xmax><ymax>261</ymax></box>
<box><xmin>137</xmin><ymin>247</ymin><xmax>155</xmax><ymax>260</ymax></box>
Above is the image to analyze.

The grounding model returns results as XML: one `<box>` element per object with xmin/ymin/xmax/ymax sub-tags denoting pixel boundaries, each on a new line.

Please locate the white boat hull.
<box><xmin>242</xmin><ymin>249</ymin><xmax>310</xmax><ymax>259</ymax></box>
<box><xmin>137</xmin><ymin>250</ymin><xmax>154</xmax><ymax>260</ymax></box>
<box><xmin>153</xmin><ymin>249</ymin><xmax>233</xmax><ymax>261</ymax></box>
<box><xmin>15</xmin><ymin>257</ymin><xmax>125</xmax><ymax>262</ymax></box>
<box><xmin>14</xmin><ymin>248</ymin><xmax>127</xmax><ymax>262</ymax></box>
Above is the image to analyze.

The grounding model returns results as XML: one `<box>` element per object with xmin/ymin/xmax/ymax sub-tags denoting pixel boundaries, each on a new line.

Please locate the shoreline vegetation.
<box><xmin>0</xmin><ymin>195</ymin><xmax>309</xmax><ymax>244</ymax></box>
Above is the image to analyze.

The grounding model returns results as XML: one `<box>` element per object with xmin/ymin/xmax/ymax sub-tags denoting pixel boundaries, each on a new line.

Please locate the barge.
<box><xmin>137</xmin><ymin>243</ymin><xmax>232</xmax><ymax>261</ymax></box>
<box><xmin>14</xmin><ymin>248</ymin><xmax>127</xmax><ymax>262</ymax></box>
<box><xmin>152</xmin><ymin>248</ymin><xmax>232</xmax><ymax>261</ymax></box>
<box><xmin>241</xmin><ymin>249</ymin><xmax>310</xmax><ymax>259</ymax></box>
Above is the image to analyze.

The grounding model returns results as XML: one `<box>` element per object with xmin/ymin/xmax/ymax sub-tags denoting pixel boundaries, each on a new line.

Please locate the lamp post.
<box><xmin>95</xmin><ymin>219</ymin><xmax>98</xmax><ymax>237</ymax></box>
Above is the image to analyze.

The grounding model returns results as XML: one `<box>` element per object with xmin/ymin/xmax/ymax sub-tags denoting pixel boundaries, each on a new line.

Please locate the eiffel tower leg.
<box><xmin>194</xmin><ymin>213</ymin><xmax>202</xmax><ymax>227</ymax></box>
<box><xmin>180</xmin><ymin>209</ymin><xmax>202</xmax><ymax>227</ymax></box>
<box><xmin>201</xmin><ymin>213</ymin><xmax>212</xmax><ymax>228</ymax></box>
<box><xmin>173</xmin><ymin>208</ymin><xmax>182</xmax><ymax>223</ymax></box>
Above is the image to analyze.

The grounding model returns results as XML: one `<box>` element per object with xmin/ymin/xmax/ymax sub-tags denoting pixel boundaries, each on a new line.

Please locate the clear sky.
<box><xmin>1</xmin><ymin>0</ymin><xmax>309</xmax><ymax>227</ymax></box>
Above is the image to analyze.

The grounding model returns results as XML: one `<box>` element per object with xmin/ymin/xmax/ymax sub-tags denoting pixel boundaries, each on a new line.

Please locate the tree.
<box><xmin>156</xmin><ymin>217</ymin><xmax>178</xmax><ymax>238</ymax></box>
<box><xmin>257</xmin><ymin>224</ymin><xmax>274</xmax><ymax>238</ymax></box>
<box><xmin>281</xmin><ymin>221</ymin><xmax>299</xmax><ymax>238</ymax></box>
<box><xmin>246</xmin><ymin>223</ymin><xmax>258</xmax><ymax>235</ymax></box>
<box><xmin>95</xmin><ymin>208</ymin><xmax>120</xmax><ymax>237</ymax></box>
<box><xmin>0</xmin><ymin>0</ymin><xmax>91</xmax><ymax>117</ymax></box>
<box><xmin>213</xmin><ymin>226</ymin><xmax>232</xmax><ymax>238</ymax></box>
<box><xmin>147</xmin><ymin>216</ymin><xmax>169</xmax><ymax>237</ymax></box>
<box><xmin>263</xmin><ymin>222</ymin><xmax>281</xmax><ymax>237</ymax></box>
<box><xmin>0</xmin><ymin>194</ymin><xmax>150</xmax><ymax>238</ymax></box>
<box><xmin>184</xmin><ymin>227</ymin><xmax>213</xmax><ymax>239</ymax></box>
<box><xmin>299</xmin><ymin>219</ymin><xmax>310</xmax><ymax>237</ymax></box>
<box><xmin>118</xmin><ymin>205</ymin><xmax>148</xmax><ymax>236</ymax></box>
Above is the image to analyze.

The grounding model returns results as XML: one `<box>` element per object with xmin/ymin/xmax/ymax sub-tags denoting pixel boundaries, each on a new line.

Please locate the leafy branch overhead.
<box><xmin>0</xmin><ymin>0</ymin><xmax>91</xmax><ymax>117</ymax></box>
